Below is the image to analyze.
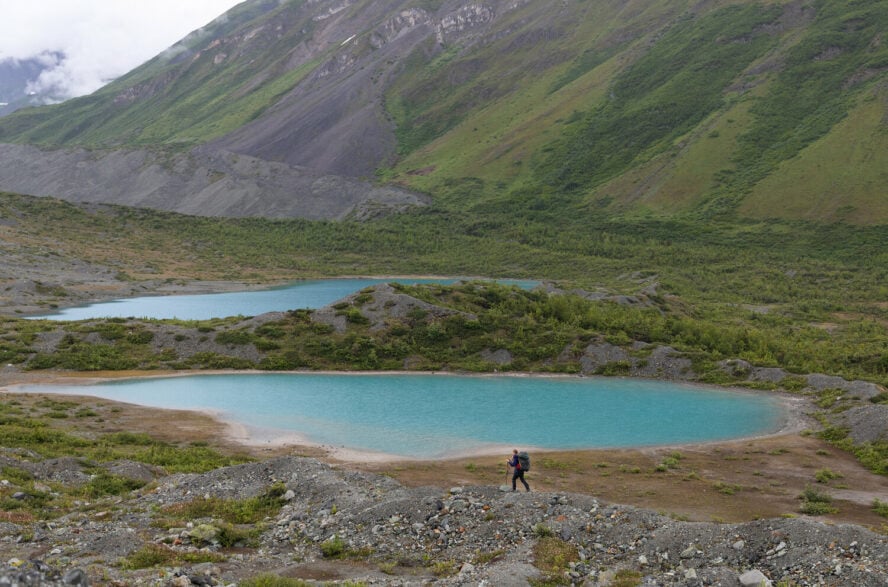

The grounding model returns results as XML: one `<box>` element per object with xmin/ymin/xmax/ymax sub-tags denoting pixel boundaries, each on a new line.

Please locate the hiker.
<box><xmin>507</xmin><ymin>449</ymin><xmax>530</xmax><ymax>492</ymax></box>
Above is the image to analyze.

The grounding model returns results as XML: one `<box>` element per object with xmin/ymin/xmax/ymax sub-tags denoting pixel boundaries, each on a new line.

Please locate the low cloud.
<box><xmin>0</xmin><ymin>1</ymin><xmax>243</xmax><ymax>102</ymax></box>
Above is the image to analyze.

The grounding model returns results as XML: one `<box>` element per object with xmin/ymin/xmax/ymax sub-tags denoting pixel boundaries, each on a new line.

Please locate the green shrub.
<box><xmin>799</xmin><ymin>485</ymin><xmax>838</xmax><ymax>515</ymax></box>
<box><xmin>133</xmin><ymin>443</ymin><xmax>251</xmax><ymax>473</ymax></box>
<box><xmin>657</xmin><ymin>455</ymin><xmax>682</xmax><ymax>471</ymax></box>
<box><xmin>102</xmin><ymin>431</ymin><xmax>154</xmax><ymax>445</ymax></box>
<box><xmin>320</xmin><ymin>536</ymin><xmax>347</xmax><ymax>558</ymax></box>
<box><xmin>121</xmin><ymin>543</ymin><xmax>224</xmax><ymax>570</ymax></box>
<box><xmin>815</xmin><ymin>388</ymin><xmax>845</xmax><ymax>409</ymax></box>
<box><xmin>817</xmin><ymin>426</ymin><xmax>849</xmax><ymax>442</ymax></box>
<box><xmin>215</xmin><ymin>329</ymin><xmax>254</xmax><ymax>345</ymax></box>
<box><xmin>814</xmin><ymin>468</ymin><xmax>843</xmax><ymax>484</ymax></box>
<box><xmin>163</xmin><ymin>483</ymin><xmax>284</xmax><ymax>524</ymax></box>
<box><xmin>1</xmin><ymin>466</ymin><xmax>33</xmax><ymax>484</ymax></box>
<box><xmin>126</xmin><ymin>330</ymin><xmax>155</xmax><ymax>344</ymax></box>
<box><xmin>217</xmin><ymin>522</ymin><xmax>261</xmax><ymax>547</ymax></box>
<box><xmin>800</xmin><ymin>485</ymin><xmax>832</xmax><ymax>503</ymax></box>
<box><xmin>240</xmin><ymin>575</ymin><xmax>312</xmax><ymax>587</ymax></box>
<box><xmin>255</xmin><ymin>324</ymin><xmax>286</xmax><ymax>339</ymax></box>
<box><xmin>532</xmin><ymin>536</ymin><xmax>579</xmax><ymax>584</ymax></box>
<box><xmin>121</xmin><ymin>544</ymin><xmax>177</xmax><ymax>569</ymax></box>
<box><xmin>430</xmin><ymin>560</ymin><xmax>458</xmax><ymax>577</ymax></box>
<box><xmin>254</xmin><ymin>338</ymin><xmax>281</xmax><ymax>351</ymax></box>
<box><xmin>779</xmin><ymin>376</ymin><xmax>808</xmax><ymax>392</ymax></box>
<box><xmin>596</xmin><ymin>360</ymin><xmax>631</xmax><ymax>376</ymax></box>
<box><xmin>714</xmin><ymin>482</ymin><xmax>741</xmax><ymax>495</ymax></box>
<box><xmin>186</xmin><ymin>352</ymin><xmax>255</xmax><ymax>369</ymax></box>
<box><xmin>532</xmin><ymin>523</ymin><xmax>554</xmax><ymax>538</ymax></box>
<box><xmin>81</xmin><ymin>472</ymin><xmax>146</xmax><ymax>498</ymax></box>
<box><xmin>800</xmin><ymin>500</ymin><xmax>838</xmax><ymax>515</ymax></box>
<box><xmin>343</xmin><ymin>307</ymin><xmax>369</xmax><ymax>325</ymax></box>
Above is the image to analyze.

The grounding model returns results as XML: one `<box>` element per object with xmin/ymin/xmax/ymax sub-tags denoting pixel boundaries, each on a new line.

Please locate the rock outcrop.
<box><xmin>0</xmin><ymin>455</ymin><xmax>885</xmax><ymax>585</ymax></box>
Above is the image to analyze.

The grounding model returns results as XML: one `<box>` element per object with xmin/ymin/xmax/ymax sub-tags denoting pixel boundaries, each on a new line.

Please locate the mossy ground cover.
<box><xmin>0</xmin><ymin>392</ymin><xmax>253</xmax><ymax>525</ymax></box>
<box><xmin>0</xmin><ymin>395</ymin><xmax>249</xmax><ymax>472</ymax></box>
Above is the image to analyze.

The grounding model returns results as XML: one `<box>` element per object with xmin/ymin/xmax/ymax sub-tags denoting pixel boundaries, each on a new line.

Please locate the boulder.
<box><xmin>739</xmin><ymin>569</ymin><xmax>772</xmax><ymax>586</ymax></box>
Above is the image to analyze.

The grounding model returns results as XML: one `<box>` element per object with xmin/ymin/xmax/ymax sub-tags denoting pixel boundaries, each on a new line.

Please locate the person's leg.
<box><xmin>519</xmin><ymin>471</ymin><xmax>530</xmax><ymax>491</ymax></box>
<box><xmin>511</xmin><ymin>470</ymin><xmax>518</xmax><ymax>491</ymax></box>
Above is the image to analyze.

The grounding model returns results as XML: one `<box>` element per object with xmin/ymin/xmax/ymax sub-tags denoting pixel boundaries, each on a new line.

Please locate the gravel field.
<box><xmin>0</xmin><ymin>454</ymin><xmax>886</xmax><ymax>586</ymax></box>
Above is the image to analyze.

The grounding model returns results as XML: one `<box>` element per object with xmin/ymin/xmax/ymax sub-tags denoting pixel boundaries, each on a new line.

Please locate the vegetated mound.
<box><xmin>0</xmin><ymin>454</ymin><xmax>886</xmax><ymax>586</ymax></box>
<box><xmin>311</xmin><ymin>282</ymin><xmax>477</xmax><ymax>333</ymax></box>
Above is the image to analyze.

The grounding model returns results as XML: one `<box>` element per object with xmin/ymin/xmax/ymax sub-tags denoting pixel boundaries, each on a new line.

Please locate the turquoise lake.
<box><xmin>31</xmin><ymin>278</ymin><xmax>536</xmax><ymax>321</ymax></box>
<box><xmin>20</xmin><ymin>374</ymin><xmax>784</xmax><ymax>458</ymax></box>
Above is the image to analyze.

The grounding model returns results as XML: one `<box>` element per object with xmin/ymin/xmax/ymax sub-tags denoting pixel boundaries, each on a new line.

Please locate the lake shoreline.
<box><xmin>21</xmin><ymin>274</ymin><xmax>531</xmax><ymax>320</ymax></box>
<box><xmin>8</xmin><ymin>274</ymin><xmax>468</xmax><ymax>318</ymax></box>
<box><xmin>3</xmin><ymin>367</ymin><xmax>810</xmax><ymax>464</ymax></box>
<box><xmin>3</xmin><ymin>367</ymin><xmax>886</xmax><ymax>531</ymax></box>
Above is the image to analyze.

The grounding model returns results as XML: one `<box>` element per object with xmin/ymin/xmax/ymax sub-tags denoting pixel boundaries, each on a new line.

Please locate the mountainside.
<box><xmin>0</xmin><ymin>0</ymin><xmax>885</xmax><ymax>223</ymax></box>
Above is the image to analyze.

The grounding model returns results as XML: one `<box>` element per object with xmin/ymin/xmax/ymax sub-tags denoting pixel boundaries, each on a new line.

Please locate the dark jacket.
<box><xmin>508</xmin><ymin>455</ymin><xmax>522</xmax><ymax>471</ymax></box>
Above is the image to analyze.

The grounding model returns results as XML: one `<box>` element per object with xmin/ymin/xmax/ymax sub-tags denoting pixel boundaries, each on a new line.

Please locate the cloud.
<box><xmin>0</xmin><ymin>1</ymin><xmax>244</xmax><ymax>101</ymax></box>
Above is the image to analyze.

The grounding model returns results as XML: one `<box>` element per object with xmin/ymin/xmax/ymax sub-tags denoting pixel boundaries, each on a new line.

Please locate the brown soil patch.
<box><xmin>354</xmin><ymin>436</ymin><xmax>888</xmax><ymax>532</ymax></box>
<box><xmin>0</xmin><ymin>511</ymin><xmax>34</xmax><ymax>523</ymax></box>
<box><xmin>832</xmin><ymin>311</ymin><xmax>888</xmax><ymax>329</ymax></box>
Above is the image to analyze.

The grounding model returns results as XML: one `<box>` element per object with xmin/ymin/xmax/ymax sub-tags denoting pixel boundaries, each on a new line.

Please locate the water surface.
<box><xmin>31</xmin><ymin>278</ymin><xmax>536</xmax><ymax>321</ymax></box>
<box><xmin>21</xmin><ymin>373</ymin><xmax>784</xmax><ymax>458</ymax></box>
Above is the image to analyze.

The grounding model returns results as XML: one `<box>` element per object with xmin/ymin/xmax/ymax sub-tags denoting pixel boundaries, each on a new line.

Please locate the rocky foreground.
<box><xmin>0</xmin><ymin>454</ymin><xmax>885</xmax><ymax>586</ymax></box>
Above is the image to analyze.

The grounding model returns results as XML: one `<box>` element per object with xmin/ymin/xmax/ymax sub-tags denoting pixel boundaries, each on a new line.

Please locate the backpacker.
<box><xmin>517</xmin><ymin>451</ymin><xmax>531</xmax><ymax>472</ymax></box>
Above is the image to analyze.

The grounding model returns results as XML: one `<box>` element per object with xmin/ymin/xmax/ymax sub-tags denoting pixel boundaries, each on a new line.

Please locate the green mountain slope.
<box><xmin>0</xmin><ymin>0</ymin><xmax>885</xmax><ymax>224</ymax></box>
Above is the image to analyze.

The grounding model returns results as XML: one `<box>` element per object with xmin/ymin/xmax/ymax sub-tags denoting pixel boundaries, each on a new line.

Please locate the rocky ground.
<box><xmin>0</xmin><ymin>452</ymin><xmax>886</xmax><ymax>587</ymax></box>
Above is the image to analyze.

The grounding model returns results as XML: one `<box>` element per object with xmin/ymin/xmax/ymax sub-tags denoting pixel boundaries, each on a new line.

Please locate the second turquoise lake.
<box><xmin>30</xmin><ymin>278</ymin><xmax>537</xmax><ymax>321</ymax></box>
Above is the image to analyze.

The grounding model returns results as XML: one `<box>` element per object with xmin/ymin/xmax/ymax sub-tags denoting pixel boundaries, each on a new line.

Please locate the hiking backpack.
<box><xmin>517</xmin><ymin>451</ymin><xmax>531</xmax><ymax>471</ymax></box>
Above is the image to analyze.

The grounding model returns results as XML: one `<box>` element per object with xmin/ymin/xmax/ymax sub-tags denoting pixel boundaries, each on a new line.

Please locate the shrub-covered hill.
<box><xmin>0</xmin><ymin>0</ymin><xmax>885</xmax><ymax>224</ymax></box>
<box><xmin>9</xmin><ymin>281</ymin><xmax>886</xmax><ymax>388</ymax></box>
